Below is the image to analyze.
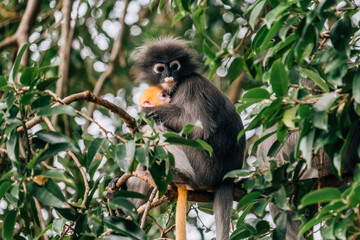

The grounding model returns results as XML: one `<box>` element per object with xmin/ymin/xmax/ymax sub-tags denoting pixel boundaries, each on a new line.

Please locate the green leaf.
<box><xmin>3</xmin><ymin>209</ymin><xmax>17</xmax><ymax>240</ymax></box>
<box><xmin>172</xmin><ymin>11</ymin><xmax>189</xmax><ymax>26</ymax></box>
<box><xmin>270</xmin><ymin>59</ymin><xmax>289</xmax><ymax>97</ymax></box>
<box><xmin>39</xmin><ymin>223</ymin><xmax>53</xmax><ymax>238</ymax></box>
<box><xmin>299</xmin><ymin>188</ymin><xmax>341</xmax><ymax>208</ymax></box>
<box><xmin>256</xmin><ymin>220</ymin><xmax>270</xmax><ymax>235</ymax></box>
<box><xmin>27</xmin><ymin>180</ymin><xmax>67</xmax><ymax>208</ymax></box>
<box><xmin>330</xmin><ymin>15</ymin><xmax>352</xmax><ymax>57</ymax></box>
<box><xmin>9</xmin><ymin>43</ymin><xmax>29</xmax><ymax>84</ymax></box>
<box><xmin>282</xmin><ymin>106</ymin><xmax>298</xmax><ymax>128</ymax></box>
<box><xmin>299</xmin><ymin>128</ymin><xmax>315</xmax><ymax>167</ymax></box>
<box><xmin>313</xmin><ymin>92</ymin><xmax>339</xmax><ymax>112</ymax></box>
<box><xmin>251</xmin><ymin>25</ymin><xmax>269</xmax><ymax>51</ymax></box>
<box><xmin>31</xmin><ymin>95</ymin><xmax>51</xmax><ymax>109</ymax></box>
<box><xmin>0</xmin><ymin>181</ymin><xmax>12</xmax><ymax>200</ymax></box>
<box><xmin>193</xmin><ymin>7</ymin><xmax>206</xmax><ymax>31</ymax></box>
<box><xmin>0</xmin><ymin>76</ymin><xmax>7</xmax><ymax>89</ymax></box>
<box><xmin>249</xmin><ymin>0</ymin><xmax>267</xmax><ymax>29</ymax></box>
<box><xmin>52</xmin><ymin>218</ymin><xmax>66</xmax><ymax>234</ymax></box>
<box><xmin>298</xmin><ymin>213</ymin><xmax>332</xmax><ymax>237</ymax></box>
<box><xmin>299</xmin><ymin>68</ymin><xmax>329</xmax><ymax>93</ymax></box>
<box><xmin>273</xmin><ymin>185</ymin><xmax>290</xmax><ymax>210</ymax></box>
<box><xmin>87</xmin><ymin>138</ymin><xmax>109</xmax><ymax>174</ymax></box>
<box><xmin>114</xmin><ymin>143</ymin><xmax>134</xmax><ymax>172</ymax></box>
<box><xmin>353</xmin><ymin>72</ymin><xmax>360</xmax><ymax>104</ymax></box>
<box><xmin>149</xmin><ymin>160</ymin><xmax>172</xmax><ymax>195</ymax></box>
<box><xmin>179</xmin><ymin>0</ymin><xmax>190</xmax><ymax>12</ymax></box>
<box><xmin>242</xmin><ymin>88</ymin><xmax>270</xmax><ymax>104</ymax></box>
<box><xmin>237</xmin><ymin>202</ymin><xmax>257</xmax><ymax>225</ymax></box>
<box><xmin>103</xmin><ymin>216</ymin><xmax>146</xmax><ymax>240</ymax></box>
<box><xmin>38</xmin><ymin>105</ymin><xmax>77</xmax><ymax>117</ymax></box>
<box><xmin>259</xmin><ymin>15</ymin><xmax>287</xmax><ymax>52</ymax></box>
<box><xmin>41</xmin><ymin>170</ymin><xmax>67</xmax><ymax>182</ymax></box>
<box><xmin>36</xmin><ymin>77</ymin><xmax>59</xmax><ymax>91</ymax></box>
<box><xmin>157</xmin><ymin>0</ymin><xmax>165</xmax><ymax>13</ymax></box>
<box><xmin>36</xmin><ymin>130</ymin><xmax>71</xmax><ymax>145</ymax></box>
<box><xmin>109</xmin><ymin>197</ymin><xmax>138</xmax><ymax>221</ymax></box>
<box><xmin>294</xmin><ymin>22</ymin><xmax>316</xmax><ymax>64</ymax></box>
<box><xmin>265</xmin><ymin>3</ymin><xmax>290</xmax><ymax>28</ymax></box>
<box><xmin>135</xmin><ymin>144</ymin><xmax>150</xmax><ymax>167</ymax></box>
<box><xmin>20</xmin><ymin>92</ymin><xmax>36</xmax><ymax>106</ymax></box>
<box><xmin>349</xmin><ymin>184</ymin><xmax>360</xmax><ymax>207</ymax></box>
<box><xmin>227</xmin><ymin>58</ymin><xmax>244</xmax><ymax>83</ymax></box>
<box><xmin>224</xmin><ymin>169</ymin><xmax>254</xmax><ymax>180</ymax></box>
<box><xmin>20</xmin><ymin>67</ymin><xmax>36</xmax><ymax>86</ymax></box>
<box><xmin>273</xmin><ymin>211</ymin><xmax>287</xmax><ymax>240</ymax></box>
<box><xmin>35</xmin><ymin>143</ymin><xmax>69</xmax><ymax>164</ymax></box>
<box><xmin>237</xmin><ymin>192</ymin><xmax>261</xmax><ymax>211</ymax></box>
<box><xmin>165</xmin><ymin>136</ymin><xmax>213</xmax><ymax>156</ymax></box>
<box><xmin>6</xmin><ymin>129</ymin><xmax>19</xmax><ymax>163</ymax></box>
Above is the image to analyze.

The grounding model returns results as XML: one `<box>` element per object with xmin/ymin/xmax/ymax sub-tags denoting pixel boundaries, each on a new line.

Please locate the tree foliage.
<box><xmin>0</xmin><ymin>0</ymin><xmax>360</xmax><ymax>239</ymax></box>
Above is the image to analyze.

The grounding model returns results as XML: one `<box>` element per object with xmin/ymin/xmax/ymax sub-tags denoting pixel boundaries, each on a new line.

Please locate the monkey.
<box><xmin>256</xmin><ymin>78</ymin><xmax>360</xmax><ymax>239</ymax></box>
<box><xmin>131</xmin><ymin>37</ymin><xmax>246</xmax><ymax>240</ymax></box>
<box><xmin>139</xmin><ymin>86</ymin><xmax>171</xmax><ymax>108</ymax></box>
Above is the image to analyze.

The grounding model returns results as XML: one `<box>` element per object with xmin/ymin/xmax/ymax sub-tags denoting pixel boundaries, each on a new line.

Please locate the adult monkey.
<box><xmin>257</xmin><ymin>79</ymin><xmax>360</xmax><ymax>239</ymax></box>
<box><xmin>133</xmin><ymin>37</ymin><xmax>246</xmax><ymax>240</ymax></box>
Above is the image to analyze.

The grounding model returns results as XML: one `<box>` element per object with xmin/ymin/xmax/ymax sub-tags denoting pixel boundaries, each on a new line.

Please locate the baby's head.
<box><xmin>139</xmin><ymin>86</ymin><xmax>171</xmax><ymax>108</ymax></box>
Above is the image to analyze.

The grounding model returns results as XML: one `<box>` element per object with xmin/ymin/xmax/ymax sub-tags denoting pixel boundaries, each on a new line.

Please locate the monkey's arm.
<box><xmin>142</xmin><ymin>105</ymin><xmax>188</xmax><ymax>132</ymax></box>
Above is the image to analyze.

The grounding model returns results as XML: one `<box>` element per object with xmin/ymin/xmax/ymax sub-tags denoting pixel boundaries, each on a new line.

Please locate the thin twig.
<box><xmin>67</xmin><ymin>151</ymin><xmax>90</xmax><ymax>209</ymax></box>
<box><xmin>140</xmin><ymin>187</ymin><xmax>158</xmax><ymax>229</ymax></box>
<box><xmin>34</xmin><ymin>198</ymin><xmax>49</xmax><ymax>240</ymax></box>
<box><xmin>43</xmin><ymin>116</ymin><xmax>89</xmax><ymax>210</ymax></box>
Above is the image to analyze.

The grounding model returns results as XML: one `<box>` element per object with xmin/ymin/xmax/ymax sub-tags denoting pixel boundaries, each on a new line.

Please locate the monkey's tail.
<box><xmin>214</xmin><ymin>183</ymin><xmax>233</xmax><ymax>240</ymax></box>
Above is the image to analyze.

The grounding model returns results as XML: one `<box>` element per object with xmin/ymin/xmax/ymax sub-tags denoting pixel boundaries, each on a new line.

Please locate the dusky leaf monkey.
<box><xmin>132</xmin><ymin>37</ymin><xmax>246</xmax><ymax>240</ymax></box>
<box><xmin>139</xmin><ymin>86</ymin><xmax>171</xmax><ymax>108</ymax></box>
<box><xmin>257</xmin><ymin>79</ymin><xmax>360</xmax><ymax>239</ymax></box>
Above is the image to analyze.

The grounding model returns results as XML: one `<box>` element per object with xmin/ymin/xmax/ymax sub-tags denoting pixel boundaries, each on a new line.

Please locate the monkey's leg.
<box><xmin>176</xmin><ymin>185</ymin><xmax>187</xmax><ymax>240</ymax></box>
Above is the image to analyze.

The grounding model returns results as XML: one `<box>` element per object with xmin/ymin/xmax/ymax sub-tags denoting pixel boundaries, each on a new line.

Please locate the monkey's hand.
<box><xmin>144</xmin><ymin>109</ymin><xmax>161</xmax><ymax>122</ymax></box>
<box><xmin>103</xmin><ymin>176</ymin><xmax>121</xmax><ymax>199</ymax></box>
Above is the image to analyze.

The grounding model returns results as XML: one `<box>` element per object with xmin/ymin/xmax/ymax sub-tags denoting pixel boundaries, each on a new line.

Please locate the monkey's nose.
<box><xmin>164</xmin><ymin>77</ymin><xmax>174</xmax><ymax>83</ymax></box>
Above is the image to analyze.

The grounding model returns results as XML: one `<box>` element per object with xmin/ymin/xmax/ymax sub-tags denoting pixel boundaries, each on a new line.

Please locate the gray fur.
<box><xmin>133</xmin><ymin>38</ymin><xmax>245</xmax><ymax>239</ymax></box>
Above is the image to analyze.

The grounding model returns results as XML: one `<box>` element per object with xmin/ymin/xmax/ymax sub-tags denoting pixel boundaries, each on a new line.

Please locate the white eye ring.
<box><xmin>154</xmin><ymin>63</ymin><xmax>165</xmax><ymax>73</ymax></box>
<box><xmin>169</xmin><ymin>60</ymin><xmax>181</xmax><ymax>71</ymax></box>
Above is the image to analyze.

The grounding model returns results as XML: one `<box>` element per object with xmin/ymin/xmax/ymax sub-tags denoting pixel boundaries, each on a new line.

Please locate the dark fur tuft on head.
<box><xmin>132</xmin><ymin>37</ymin><xmax>200</xmax><ymax>86</ymax></box>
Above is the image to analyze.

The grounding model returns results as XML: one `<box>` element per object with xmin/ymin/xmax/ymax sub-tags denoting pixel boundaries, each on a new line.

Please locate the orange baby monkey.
<box><xmin>139</xmin><ymin>86</ymin><xmax>170</xmax><ymax>108</ymax></box>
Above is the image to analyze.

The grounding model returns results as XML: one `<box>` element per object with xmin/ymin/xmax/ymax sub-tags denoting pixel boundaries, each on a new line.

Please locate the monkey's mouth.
<box><xmin>161</xmin><ymin>77</ymin><xmax>176</xmax><ymax>91</ymax></box>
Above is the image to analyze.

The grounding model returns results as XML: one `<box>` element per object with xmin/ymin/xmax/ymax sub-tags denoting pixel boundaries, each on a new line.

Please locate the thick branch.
<box><xmin>227</xmin><ymin>72</ymin><xmax>244</xmax><ymax>104</ymax></box>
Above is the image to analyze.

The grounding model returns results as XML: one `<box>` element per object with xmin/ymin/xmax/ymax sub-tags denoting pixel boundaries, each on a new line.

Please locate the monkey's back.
<box><xmin>170</xmin><ymin>73</ymin><xmax>245</xmax><ymax>189</ymax></box>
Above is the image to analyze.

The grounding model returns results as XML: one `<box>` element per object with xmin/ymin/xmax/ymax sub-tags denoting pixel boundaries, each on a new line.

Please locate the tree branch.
<box><xmin>17</xmin><ymin>90</ymin><xmax>138</xmax><ymax>135</ymax></box>
<box><xmin>56</xmin><ymin>0</ymin><xmax>73</xmax><ymax>99</ymax></box>
<box><xmin>0</xmin><ymin>0</ymin><xmax>42</xmax><ymax>64</ymax></box>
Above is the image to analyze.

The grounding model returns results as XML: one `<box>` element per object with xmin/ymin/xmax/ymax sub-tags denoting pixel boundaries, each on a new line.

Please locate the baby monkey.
<box><xmin>138</xmin><ymin>86</ymin><xmax>188</xmax><ymax>240</ymax></box>
<box><xmin>139</xmin><ymin>86</ymin><xmax>170</xmax><ymax>108</ymax></box>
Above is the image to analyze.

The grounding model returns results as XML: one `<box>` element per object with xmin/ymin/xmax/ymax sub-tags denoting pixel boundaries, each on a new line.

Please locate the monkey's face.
<box><xmin>153</xmin><ymin>60</ymin><xmax>181</xmax><ymax>92</ymax></box>
<box><xmin>136</xmin><ymin>38</ymin><xmax>199</xmax><ymax>94</ymax></box>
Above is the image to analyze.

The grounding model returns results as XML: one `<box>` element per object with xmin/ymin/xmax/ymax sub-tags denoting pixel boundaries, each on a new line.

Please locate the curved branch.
<box><xmin>18</xmin><ymin>90</ymin><xmax>138</xmax><ymax>135</ymax></box>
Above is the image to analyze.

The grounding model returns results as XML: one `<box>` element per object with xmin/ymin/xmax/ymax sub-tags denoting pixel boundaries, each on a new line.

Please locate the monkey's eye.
<box><xmin>154</xmin><ymin>63</ymin><xmax>165</xmax><ymax>73</ymax></box>
<box><xmin>170</xmin><ymin>60</ymin><xmax>181</xmax><ymax>71</ymax></box>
